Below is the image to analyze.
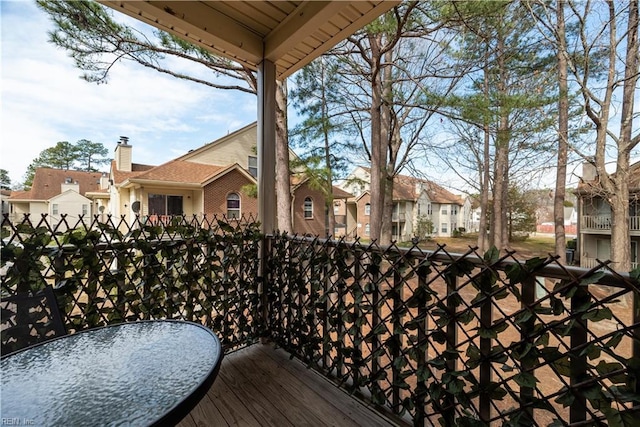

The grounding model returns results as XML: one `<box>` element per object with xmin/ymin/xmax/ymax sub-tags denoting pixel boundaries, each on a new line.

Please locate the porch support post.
<box><xmin>257</xmin><ymin>59</ymin><xmax>277</xmax><ymax>235</ymax></box>
<box><xmin>257</xmin><ymin>59</ymin><xmax>276</xmax><ymax>340</ymax></box>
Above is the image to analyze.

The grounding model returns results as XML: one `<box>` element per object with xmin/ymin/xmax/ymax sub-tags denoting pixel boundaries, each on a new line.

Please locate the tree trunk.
<box><xmin>382</xmin><ymin>174</ymin><xmax>394</xmax><ymax>242</ymax></box>
<box><xmin>589</xmin><ymin>0</ymin><xmax>637</xmax><ymax>271</ymax></box>
<box><xmin>478</xmin><ymin>59</ymin><xmax>491</xmax><ymax>253</ymax></box>
<box><xmin>609</xmin><ymin>0</ymin><xmax>638</xmax><ymax>271</ymax></box>
<box><xmin>491</xmin><ymin>135</ymin><xmax>508</xmax><ymax>251</ymax></box>
<box><xmin>275</xmin><ymin>80</ymin><xmax>292</xmax><ymax>233</ymax></box>
<box><xmin>610</xmin><ymin>183</ymin><xmax>631</xmax><ymax>271</ymax></box>
<box><xmin>369</xmin><ymin>34</ymin><xmax>385</xmax><ymax>243</ymax></box>
<box><xmin>554</xmin><ymin>0</ymin><xmax>568</xmax><ymax>262</ymax></box>
<box><xmin>492</xmin><ymin>29</ymin><xmax>509</xmax><ymax>251</ymax></box>
<box><xmin>321</xmin><ymin>61</ymin><xmax>336</xmax><ymax>238</ymax></box>
<box><xmin>379</xmin><ymin>48</ymin><xmax>394</xmax><ymax>244</ymax></box>
<box><xmin>478</xmin><ymin>126</ymin><xmax>491</xmax><ymax>253</ymax></box>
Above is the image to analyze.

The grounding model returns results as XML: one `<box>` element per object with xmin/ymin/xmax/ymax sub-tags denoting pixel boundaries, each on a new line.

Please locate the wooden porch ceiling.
<box><xmin>98</xmin><ymin>1</ymin><xmax>399</xmax><ymax>79</ymax></box>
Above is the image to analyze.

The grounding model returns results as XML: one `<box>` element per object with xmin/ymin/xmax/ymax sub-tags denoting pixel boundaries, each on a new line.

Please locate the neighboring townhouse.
<box><xmin>8</xmin><ymin>168</ymin><xmax>108</xmax><ymax>226</ymax></box>
<box><xmin>109</xmin><ymin>132</ymin><xmax>259</xmax><ymax>224</ymax></box>
<box><xmin>329</xmin><ymin>186</ymin><xmax>355</xmax><ymax>238</ymax></box>
<box><xmin>109</xmin><ymin>124</ymin><xmax>349</xmax><ymax>236</ymax></box>
<box><xmin>575</xmin><ymin>161</ymin><xmax>640</xmax><ymax>270</ymax></box>
<box><xmin>339</xmin><ymin>166</ymin><xmax>468</xmax><ymax>242</ymax></box>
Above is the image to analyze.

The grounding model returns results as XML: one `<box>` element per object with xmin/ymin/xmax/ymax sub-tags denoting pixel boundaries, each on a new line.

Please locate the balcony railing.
<box><xmin>581</xmin><ymin>215</ymin><xmax>640</xmax><ymax>232</ymax></box>
<box><xmin>2</xmin><ymin>214</ymin><xmax>638</xmax><ymax>426</ymax></box>
<box><xmin>392</xmin><ymin>212</ymin><xmax>406</xmax><ymax>222</ymax></box>
<box><xmin>582</xmin><ymin>257</ymin><xmax>639</xmax><ymax>271</ymax></box>
<box><xmin>1</xmin><ymin>213</ymin><xmax>263</xmax><ymax>350</ymax></box>
<box><xmin>581</xmin><ymin>215</ymin><xmax>612</xmax><ymax>230</ymax></box>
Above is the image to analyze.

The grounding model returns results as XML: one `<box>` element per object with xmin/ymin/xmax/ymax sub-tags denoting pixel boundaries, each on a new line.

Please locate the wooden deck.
<box><xmin>177</xmin><ymin>343</ymin><xmax>398</xmax><ymax>427</ymax></box>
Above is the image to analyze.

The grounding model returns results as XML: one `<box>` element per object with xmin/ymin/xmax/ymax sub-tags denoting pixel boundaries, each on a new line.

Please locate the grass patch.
<box><xmin>356</xmin><ymin>234</ymin><xmax>557</xmax><ymax>259</ymax></box>
<box><xmin>418</xmin><ymin>234</ymin><xmax>556</xmax><ymax>258</ymax></box>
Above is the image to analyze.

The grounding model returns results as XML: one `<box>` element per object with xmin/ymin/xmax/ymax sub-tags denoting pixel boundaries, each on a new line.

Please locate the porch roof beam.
<box><xmin>99</xmin><ymin>1</ymin><xmax>399</xmax><ymax>79</ymax></box>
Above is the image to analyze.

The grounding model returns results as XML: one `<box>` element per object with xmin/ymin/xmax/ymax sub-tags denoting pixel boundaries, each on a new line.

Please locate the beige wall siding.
<box><xmin>355</xmin><ymin>194</ymin><xmax>372</xmax><ymax>239</ymax></box>
<box><xmin>193</xmin><ymin>191</ymin><xmax>204</xmax><ymax>216</ymax></box>
<box><xmin>30</xmin><ymin>202</ymin><xmax>48</xmax><ymax>217</ymax></box>
<box><xmin>115</xmin><ymin>144</ymin><xmax>132</xmax><ymax>172</ymax></box>
<box><xmin>120</xmin><ymin>188</ymin><xmax>131</xmax><ymax>220</ymax></box>
<box><xmin>49</xmin><ymin>191</ymin><xmax>92</xmax><ymax>219</ymax></box>
<box><xmin>184</xmin><ymin>126</ymin><xmax>256</xmax><ymax>169</ymax></box>
<box><xmin>12</xmin><ymin>202</ymin><xmax>30</xmax><ymax>216</ymax></box>
<box><xmin>332</xmin><ymin>199</ymin><xmax>347</xmax><ymax>237</ymax></box>
<box><xmin>341</xmin><ymin>166</ymin><xmax>370</xmax><ymax>197</ymax></box>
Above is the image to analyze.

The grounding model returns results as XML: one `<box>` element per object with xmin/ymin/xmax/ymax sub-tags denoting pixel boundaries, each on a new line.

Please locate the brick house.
<box><xmin>339</xmin><ymin>166</ymin><xmax>470</xmax><ymax>241</ymax></box>
<box><xmin>291</xmin><ymin>176</ymin><xmax>353</xmax><ymax>237</ymax></box>
<box><xmin>109</xmin><ymin>123</ymin><xmax>349</xmax><ymax>235</ymax></box>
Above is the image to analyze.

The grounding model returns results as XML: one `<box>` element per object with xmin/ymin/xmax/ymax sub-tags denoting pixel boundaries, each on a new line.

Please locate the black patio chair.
<box><xmin>1</xmin><ymin>286</ymin><xmax>67</xmax><ymax>356</ymax></box>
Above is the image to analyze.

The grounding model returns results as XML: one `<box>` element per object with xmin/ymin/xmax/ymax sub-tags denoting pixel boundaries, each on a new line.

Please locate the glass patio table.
<box><xmin>1</xmin><ymin>320</ymin><xmax>223</xmax><ymax>426</ymax></box>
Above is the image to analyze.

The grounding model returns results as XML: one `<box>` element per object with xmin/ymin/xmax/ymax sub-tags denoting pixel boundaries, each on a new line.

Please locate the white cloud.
<box><xmin>0</xmin><ymin>1</ymin><xmax>257</xmax><ymax>185</ymax></box>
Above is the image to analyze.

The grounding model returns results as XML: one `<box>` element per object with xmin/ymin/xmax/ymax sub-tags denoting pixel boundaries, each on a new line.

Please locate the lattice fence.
<box><xmin>3</xmin><ymin>214</ymin><xmax>639</xmax><ymax>425</ymax></box>
<box><xmin>1</xmin><ymin>213</ymin><xmax>263</xmax><ymax>351</ymax></box>
<box><xmin>265</xmin><ymin>234</ymin><xmax>640</xmax><ymax>426</ymax></box>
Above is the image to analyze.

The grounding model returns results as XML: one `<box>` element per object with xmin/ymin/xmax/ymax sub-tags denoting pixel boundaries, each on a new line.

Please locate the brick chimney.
<box><xmin>114</xmin><ymin>136</ymin><xmax>132</xmax><ymax>172</ymax></box>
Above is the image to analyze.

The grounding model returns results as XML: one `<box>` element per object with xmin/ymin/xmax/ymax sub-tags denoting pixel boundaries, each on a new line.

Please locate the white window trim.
<box><xmin>227</xmin><ymin>192</ymin><xmax>241</xmax><ymax>219</ymax></box>
<box><xmin>304</xmin><ymin>197</ymin><xmax>313</xmax><ymax>219</ymax></box>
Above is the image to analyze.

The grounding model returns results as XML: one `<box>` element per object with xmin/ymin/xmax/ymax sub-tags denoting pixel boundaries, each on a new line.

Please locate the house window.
<box><xmin>427</xmin><ymin>203</ymin><xmax>432</xmax><ymax>215</ymax></box>
<box><xmin>149</xmin><ymin>194</ymin><xmax>183</xmax><ymax>215</ymax></box>
<box><xmin>304</xmin><ymin>197</ymin><xmax>313</xmax><ymax>219</ymax></box>
<box><xmin>452</xmin><ymin>206</ymin><xmax>458</xmax><ymax>215</ymax></box>
<box><xmin>442</xmin><ymin>208</ymin><xmax>448</xmax><ymax>215</ymax></box>
<box><xmin>365</xmin><ymin>223</ymin><xmax>370</xmax><ymax>236</ymax></box>
<box><xmin>227</xmin><ymin>193</ymin><xmax>240</xmax><ymax>219</ymax></box>
<box><xmin>82</xmin><ymin>204</ymin><xmax>88</xmax><ymax>215</ymax></box>
<box><xmin>52</xmin><ymin>204</ymin><xmax>59</xmax><ymax>215</ymax></box>
<box><xmin>365</xmin><ymin>203</ymin><xmax>371</xmax><ymax>215</ymax></box>
<box><xmin>441</xmin><ymin>223</ymin><xmax>448</xmax><ymax>234</ymax></box>
<box><xmin>248</xmin><ymin>156</ymin><xmax>257</xmax><ymax>178</ymax></box>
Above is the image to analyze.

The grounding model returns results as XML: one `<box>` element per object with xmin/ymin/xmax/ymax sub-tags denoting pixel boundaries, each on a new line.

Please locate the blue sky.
<box><xmin>1</xmin><ymin>1</ymin><xmax>258</xmax><ymax>185</ymax></box>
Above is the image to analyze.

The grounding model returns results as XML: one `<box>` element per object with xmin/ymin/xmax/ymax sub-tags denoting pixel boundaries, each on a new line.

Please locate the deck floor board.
<box><xmin>177</xmin><ymin>343</ymin><xmax>397</xmax><ymax>427</ymax></box>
